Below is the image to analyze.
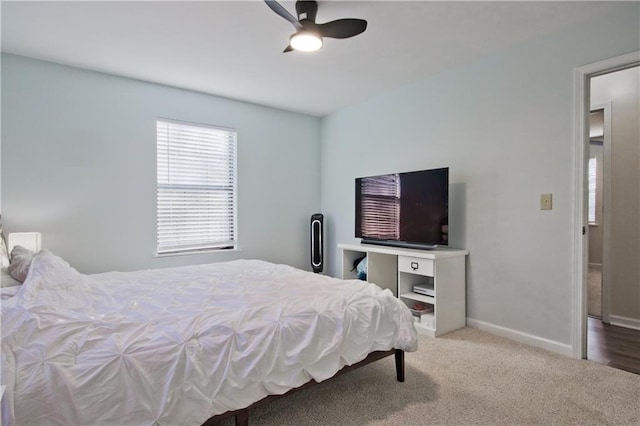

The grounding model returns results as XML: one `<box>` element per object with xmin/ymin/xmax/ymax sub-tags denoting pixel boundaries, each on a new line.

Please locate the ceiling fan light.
<box><xmin>290</xmin><ymin>31</ymin><xmax>323</xmax><ymax>52</ymax></box>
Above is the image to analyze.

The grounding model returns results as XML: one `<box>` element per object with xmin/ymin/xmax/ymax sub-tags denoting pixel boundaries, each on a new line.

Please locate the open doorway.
<box><xmin>587</xmin><ymin>106</ymin><xmax>608</xmax><ymax>321</ymax></box>
<box><xmin>584</xmin><ymin>65</ymin><xmax>640</xmax><ymax>374</ymax></box>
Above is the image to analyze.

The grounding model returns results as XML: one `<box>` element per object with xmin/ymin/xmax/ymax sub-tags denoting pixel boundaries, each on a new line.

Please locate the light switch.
<box><xmin>540</xmin><ymin>193</ymin><xmax>553</xmax><ymax>210</ymax></box>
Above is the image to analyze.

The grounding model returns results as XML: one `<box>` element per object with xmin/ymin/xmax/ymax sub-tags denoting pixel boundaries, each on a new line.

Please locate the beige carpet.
<box><xmin>588</xmin><ymin>264</ymin><xmax>602</xmax><ymax>318</ymax></box>
<box><xmin>219</xmin><ymin>328</ymin><xmax>640</xmax><ymax>425</ymax></box>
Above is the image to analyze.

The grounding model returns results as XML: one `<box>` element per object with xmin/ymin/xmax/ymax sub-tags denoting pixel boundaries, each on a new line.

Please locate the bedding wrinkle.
<box><xmin>1</xmin><ymin>254</ymin><xmax>417</xmax><ymax>425</ymax></box>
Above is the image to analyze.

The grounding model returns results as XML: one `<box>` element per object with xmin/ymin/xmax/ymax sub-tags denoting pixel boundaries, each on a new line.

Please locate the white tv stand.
<box><xmin>339</xmin><ymin>242</ymin><xmax>468</xmax><ymax>337</ymax></box>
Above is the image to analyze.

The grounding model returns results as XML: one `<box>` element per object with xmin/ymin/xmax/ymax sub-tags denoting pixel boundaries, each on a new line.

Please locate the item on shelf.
<box><xmin>350</xmin><ymin>255</ymin><xmax>367</xmax><ymax>281</ymax></box>
<box><xmin>413</xmin><ymin>284</ymin><xmax>434</xmax><ymax>297</ymax></box>
<box><xmin>356</xmin><ymin>256</ymin><xmax>368</xmax><ymax>280</ymax></box>
<box><xmin>409</xmin><ymin>302</ymin><xmax>433</xmax><ymax>316</ymax></box>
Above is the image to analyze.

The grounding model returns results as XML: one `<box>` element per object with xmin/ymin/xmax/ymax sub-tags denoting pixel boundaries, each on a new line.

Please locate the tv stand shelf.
<box><xmin>401</xmin><ymin>292</ymin><xmax>435</xmax><ymax>305</ymax></box>
<box><xmin>339</xmin><ymin>243</ymin><xmax>468</xmax><ymax>337</ymax></box>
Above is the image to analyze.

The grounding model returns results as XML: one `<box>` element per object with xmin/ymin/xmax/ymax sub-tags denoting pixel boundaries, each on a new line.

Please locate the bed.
<box><xmin>1</xmin><ymin>250</ymin><xmax>418</xmax><ymax>425</ymax></box>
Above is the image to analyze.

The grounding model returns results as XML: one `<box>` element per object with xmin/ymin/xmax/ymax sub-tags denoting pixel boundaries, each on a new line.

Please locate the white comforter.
<box><xmin>1</xmin><ymin>251</ymin><xmax>417</xmax><ymax>425</ymax></box>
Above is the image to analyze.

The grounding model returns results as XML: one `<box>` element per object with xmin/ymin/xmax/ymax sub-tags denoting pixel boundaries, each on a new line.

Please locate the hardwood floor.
<box><xmin>588</xmin><ymin>316</ymin><xmax>640</xmax><ymax>375</ymax></box>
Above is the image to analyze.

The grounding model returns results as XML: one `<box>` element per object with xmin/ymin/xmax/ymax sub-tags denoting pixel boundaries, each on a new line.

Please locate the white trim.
<box><xmin>609</xmin><ymin>315</ymin><xmax>640</xmax><ymax>331</ymax></box>
<box><xmin>572</xmin><ymin>50</ymin><xmax>640</xmax><ymax>360</ymax></box>
<box><xmin>467</xmin><ymin>318</ymin><xmax>573</xmax><ymax>357</ymax></box>
<box><xmin>572</xmin><ymin>64</ymin><xmax>588</xmax><ymax>359</ymax></box>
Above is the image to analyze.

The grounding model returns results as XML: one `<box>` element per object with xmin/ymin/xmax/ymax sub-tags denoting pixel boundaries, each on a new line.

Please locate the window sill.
<box><xmin>153</xmin><ymin>248</ymin><xmax>242</xmax><ymax>258</ymax></box>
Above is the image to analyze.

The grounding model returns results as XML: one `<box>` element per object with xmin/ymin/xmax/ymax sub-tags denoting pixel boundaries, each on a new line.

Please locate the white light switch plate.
<box><xmin>540</xmin><ymin>193</ymin><xmax>553</xmax><ymax>210</ymax></box>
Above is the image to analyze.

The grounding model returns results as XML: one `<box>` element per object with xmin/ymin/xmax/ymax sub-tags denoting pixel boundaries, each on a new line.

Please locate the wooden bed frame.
<box><xmin>202</xmin><ymin>349</ymin><xmax>405</xmax><ymax>426</ymax></box>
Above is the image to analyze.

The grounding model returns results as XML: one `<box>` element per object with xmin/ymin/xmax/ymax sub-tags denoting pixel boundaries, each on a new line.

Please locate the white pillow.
<box><xmin>1</xmin><ymin>267</ymin><xmax>21</xmax><ymax>287</ymax></box>
<box><xmin>8</xmin><ymin>245</ymin><xmax>36</xmax><ymax>283</ymax></box>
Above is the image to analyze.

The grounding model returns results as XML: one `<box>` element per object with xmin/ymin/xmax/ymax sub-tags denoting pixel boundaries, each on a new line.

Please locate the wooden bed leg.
<box><xmin>235</xmin><ymin>410</ymin><xmax>249</xmax><ymax>426</ymax></box>
<box><xmin>395</xmin><ymin>349</ymin><xmax>405</xmax><ymax>382</ymax></box>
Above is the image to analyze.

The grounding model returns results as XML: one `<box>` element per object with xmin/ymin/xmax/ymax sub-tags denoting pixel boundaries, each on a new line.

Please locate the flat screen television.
<box><xmin>355</xmin><ymin>167</ymin><xmax>448</xmax><ymax>249</ymax></box>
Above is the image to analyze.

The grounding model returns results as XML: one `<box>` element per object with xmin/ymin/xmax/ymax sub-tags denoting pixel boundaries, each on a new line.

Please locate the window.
<box><xmin>156</xmin><ymin>119</ymin><xmax>237</xmax><ymax>254</ymax></box>
<box><xmin>588</xmin><ymin>157</ymin><xmax>597</xmax><ymax>224</ymax></box>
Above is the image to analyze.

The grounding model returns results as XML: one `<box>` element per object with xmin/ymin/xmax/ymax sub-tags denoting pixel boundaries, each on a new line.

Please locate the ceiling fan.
<box><xmin>264</xmin><ymin>0</ymin><xmax>367</xmax><ymax>53</ymax></box>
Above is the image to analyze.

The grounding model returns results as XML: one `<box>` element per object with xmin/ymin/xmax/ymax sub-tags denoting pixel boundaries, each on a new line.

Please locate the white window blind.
<box><xmin>588</xmin><ymin>157</ymin><xmax>597</xmax><ymax>224</ymax></box>
<box><xmin>360</xmin><ymin>174</ymin><xmax>400</xmax><ymax>239</ymax></box>
<box><xmin>157</xmin><ymin>119</ymin><xmax>237</xmax><ymax>254</ymax></box>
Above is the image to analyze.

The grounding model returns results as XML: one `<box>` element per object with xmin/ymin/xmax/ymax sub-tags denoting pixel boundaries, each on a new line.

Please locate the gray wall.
<box><xmin>2</xmin><ymin>54</ymin><xmax>321</xmax><ymax>273</ymax></box>
<box><xmin>591</xmin><ymin>67</ymin><xmax>640</xmax><ymax>322</ymax></box>
<box><xmin>320</xmin><ymin>3</ymin><xmax>639</xmax><ymax>347</ymax></box>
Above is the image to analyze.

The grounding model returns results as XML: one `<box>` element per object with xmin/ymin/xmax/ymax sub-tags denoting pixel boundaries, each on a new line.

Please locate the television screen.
<box><xmin>355</xmin><ymin>167</ymin><xmax>448</xmax><ymax>249</ymax></box>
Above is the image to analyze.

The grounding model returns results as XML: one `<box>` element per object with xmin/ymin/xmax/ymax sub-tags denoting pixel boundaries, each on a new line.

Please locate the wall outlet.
<box><xmin>540</xmin><ymin>193</ymin><xmax>553</xmax><ymax>210</ymax></box>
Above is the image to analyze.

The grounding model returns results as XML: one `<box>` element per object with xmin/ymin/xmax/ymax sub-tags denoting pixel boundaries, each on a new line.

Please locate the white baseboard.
<box><xmin>466</xmin><ymin>318</ymin><xmax>573</xmax><ymax>357</ymax></box>
<box><xmin>609</xmin><ymin>315</ymin><xmax>640</xmax><ymax>331</ymax></box>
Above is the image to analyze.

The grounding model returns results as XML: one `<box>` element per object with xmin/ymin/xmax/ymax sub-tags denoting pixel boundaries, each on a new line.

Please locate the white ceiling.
<box><xmin>1</xmin><ymin>1</ymin><xmax>618</xmax><ymax>117</ymax></box>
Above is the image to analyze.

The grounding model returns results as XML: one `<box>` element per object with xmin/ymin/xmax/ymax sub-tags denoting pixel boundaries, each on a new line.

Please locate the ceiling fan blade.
<box><xmin>283</xmin><ymin>44</ymin><xmax>294</xmax><ymax>53</ymax></box>
<box><xmin>318</xmin><ymin>19</ymin><xmax>367</xmax><ymax>39</ymax></box>
<box><xmin>264</xmin><ymin>0</ymin><xmax>302</xmax><ymax>30</ymax></box>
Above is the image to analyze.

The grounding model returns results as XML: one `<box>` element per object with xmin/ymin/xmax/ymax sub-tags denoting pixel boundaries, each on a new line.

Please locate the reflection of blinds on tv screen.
<box><xmin>360</xmin><ymin>174</ymin><xmax>400</xmax><ymax>239</ymax></box>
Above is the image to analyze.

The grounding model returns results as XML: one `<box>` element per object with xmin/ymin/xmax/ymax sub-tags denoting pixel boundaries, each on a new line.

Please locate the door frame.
<box><xmin>572</xmin><ymin>51</ymin><xmax>640</xmax><ymax>359</ymax></box>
